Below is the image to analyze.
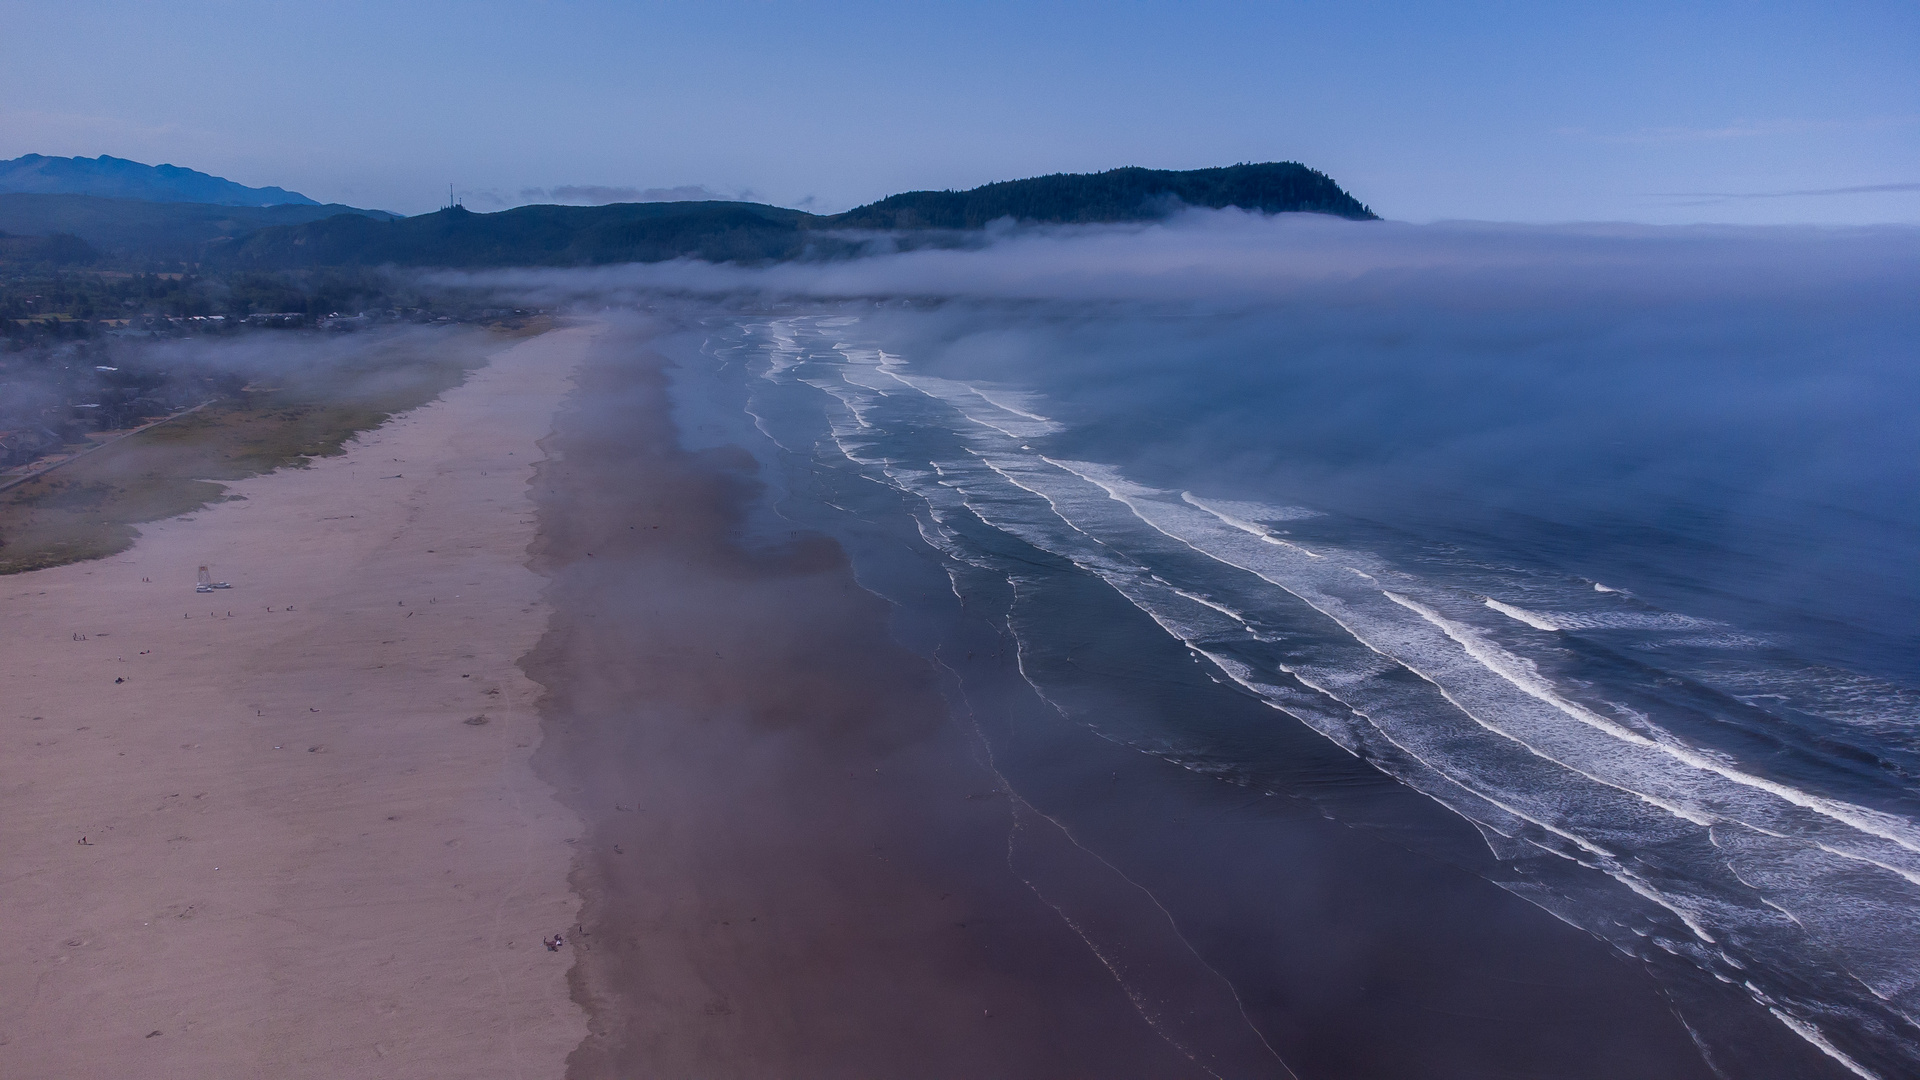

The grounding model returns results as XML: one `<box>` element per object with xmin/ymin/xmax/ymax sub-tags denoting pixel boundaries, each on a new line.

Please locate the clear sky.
<box><xmin>2</xmin><ymin>1</ymin><xmax>1915</xmax><ymax>222</ymax></box>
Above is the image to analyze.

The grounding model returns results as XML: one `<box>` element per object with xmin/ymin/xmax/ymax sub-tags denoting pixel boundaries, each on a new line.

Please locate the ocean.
<box><xmin>559</xmin><ymin>214</ymin><xmax>1920</xmax><ymax>1077</ymax></box>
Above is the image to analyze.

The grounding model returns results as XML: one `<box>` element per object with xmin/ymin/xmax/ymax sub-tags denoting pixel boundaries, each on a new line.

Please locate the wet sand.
<box><xmin>0</xmin><ymin>325</ymin><xmax>594</xmax><ymax>1077</ymax></box>
<box><xmin>526</xmin><ymin>322</ymin><xmax>1287</xmax><ymax>1078</ymax></box>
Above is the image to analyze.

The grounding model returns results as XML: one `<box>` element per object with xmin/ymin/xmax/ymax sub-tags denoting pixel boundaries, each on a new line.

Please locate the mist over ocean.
<box><xmin>499</xmin><ymin>212</ymin><xmax>1919</xmax><ymax>1076</ymax></box>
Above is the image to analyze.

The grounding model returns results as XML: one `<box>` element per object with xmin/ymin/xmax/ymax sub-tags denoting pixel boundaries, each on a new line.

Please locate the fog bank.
<box><xmin>451</xmin><ymin>211</ymin><xmax>1920</xmax><ymax>677</ymax></box>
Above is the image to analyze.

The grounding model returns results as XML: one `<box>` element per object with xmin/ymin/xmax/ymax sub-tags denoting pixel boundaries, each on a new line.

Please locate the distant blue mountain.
<box><xmin>0</xmin><ymin>154</ymin><xmax>320</xmax><ymax>207</ymax></box>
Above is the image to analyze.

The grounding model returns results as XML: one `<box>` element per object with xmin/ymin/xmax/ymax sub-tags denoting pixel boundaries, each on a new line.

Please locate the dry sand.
<box><xmin>0</xmin><ymin>324</ymin><xmax>596</xmax><ymax>1078</ymax></box>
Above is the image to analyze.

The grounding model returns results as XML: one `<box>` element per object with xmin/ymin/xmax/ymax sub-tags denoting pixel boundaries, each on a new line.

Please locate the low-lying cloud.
<box><xmin>447</xmin><ymin>209</ymin><xmax>1920</xmax><ymax>672</ymax></box>
<box><xmin>1650</xmin><ymin>181</ymin><xmax>1920</xmax><ymax>206</ymax></box>
<box><xmin>443</xmin><ymin>209</ymin><xmax>1919</xmax><ymax>307</ymax></box>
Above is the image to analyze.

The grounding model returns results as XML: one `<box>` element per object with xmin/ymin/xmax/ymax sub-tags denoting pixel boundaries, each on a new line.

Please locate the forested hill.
<box><xmin>214</xmin><ymin>201</ymin><xmax>818</xmax><ymax>270</ymax></box>
<box><xmin>0</xmin><ymin>194</ymin><xmax>397</xmax><ymax>263</ymax></box>
<box><xmin>213</xmin><ymin>162</ymin><xmax>1374</xmax><ymax>269</ymax></box>
<box><xmin>830</xmin><ymin>163</ymin><xmax>1376</xmax><ymax>229</ymax></box>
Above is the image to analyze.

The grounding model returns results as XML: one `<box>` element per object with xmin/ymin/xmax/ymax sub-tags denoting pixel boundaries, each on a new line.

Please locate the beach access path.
<box><xmin>0</xmin><ymin>323</ymin><xmax>595</xmax><ymax>1078</ymax></box>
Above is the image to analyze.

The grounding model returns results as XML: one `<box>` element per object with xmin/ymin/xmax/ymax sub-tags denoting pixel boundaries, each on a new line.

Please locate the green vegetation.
<box><xmin>0</xmin><ymin>322</ymin><xmax>531</xmax><ymax>574</ymax></box>
<box><xmin>216</xmin><ymin>200</ymin><xmax>821</xmax><ymax>269</ymax></box>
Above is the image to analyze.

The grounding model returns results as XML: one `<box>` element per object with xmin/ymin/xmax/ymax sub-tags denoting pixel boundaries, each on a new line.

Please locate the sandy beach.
<box><xmin>0</xmin><ymin>324</ymin><xmax>594</xmax><ymax>1077</ymax></box>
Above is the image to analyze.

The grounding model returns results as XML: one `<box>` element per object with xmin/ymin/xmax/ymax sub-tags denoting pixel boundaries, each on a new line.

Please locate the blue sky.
<box><xmin>2</xmin><ymin>0</ymin><xmax>1915</xmax><ymax>222</ymax></box>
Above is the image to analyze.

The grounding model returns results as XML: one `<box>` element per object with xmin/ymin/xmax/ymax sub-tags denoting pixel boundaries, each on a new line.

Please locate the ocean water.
<box><xmin>628</xmin><ymin>217</ymin><xmax>1919</xmax><ymax>1077</ymax></box>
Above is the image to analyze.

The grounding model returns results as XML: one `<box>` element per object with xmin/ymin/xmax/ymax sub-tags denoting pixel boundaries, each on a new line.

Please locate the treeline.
<box><xmin>0</xmin><ymin>230</ymin><xmax>100</xmax><ymax>268</ymax></box>
<box><xmin>0</xmin><ymin>193</ymin><xmax>395</xmax><ymax>267</ymax></box>
<box><xmin>213</xmin><ymin>201</ymin><xmax>831</xmax><ymax>270</ymax></box>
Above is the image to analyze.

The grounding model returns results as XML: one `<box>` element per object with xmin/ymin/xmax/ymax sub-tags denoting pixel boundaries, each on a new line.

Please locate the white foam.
<box><xmin>1485</xmin><ymin>598</ymin><xmax>1562</xmax><ymax>631</ymax></box>
<box><xmin>851</xmin><ymin>347</ymin><xmax>1064</xmax><ymax>440</ymax></box>
<box><xmin>1165</xmin><ymin>584</ymin><xmax>1260</xmax><ymax>632</ymax></box>
<box><xmin>1542</xmin><ymin>611</ymin><xmax>1711</xmax><ymax>631</ymax></box>
<box><xmin>1041</xmin><ymin>443</ymin><xmax>1920</xmax><ymax>885</ymax></box>
<box><xmin>1386</xmin><ymin>590</ymin><xmax>1920</xmax><ymax>874</ymax></box>
<box><xmin>968</xmin><ymin>385</ymin><xmax>1055</xmax><ymax>424</ymax></box>
<box><xmin>1179</xmin><ymin>491</ymin><xmax>1323</xmax><ymax>556</ymax></box>
<box><xmin>1178</xmin><ymin>494</ymin><xmax>1322</xmax><ymax>522</ymax></box>
<box><xmin>1766</xmin><ymin>1009</ymin><xmax>1882</xmax><ymax>1080</ymax></box>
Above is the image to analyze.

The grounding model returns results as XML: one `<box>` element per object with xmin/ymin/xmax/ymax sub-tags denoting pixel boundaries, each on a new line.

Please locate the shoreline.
<box><xmin>524</xmin><ymin>319</ymin><xmax>1282</xmax><ymax>1078</ymax></box>
<box><xmin>535</xmin><ymin>312</ymin><xmax>1766</xmax><ymax>1080</ymax></box>
<box><xmin>0</xmin><ymin>323</ymin><xmax>594</xmax><ymax>1076</ymax></box>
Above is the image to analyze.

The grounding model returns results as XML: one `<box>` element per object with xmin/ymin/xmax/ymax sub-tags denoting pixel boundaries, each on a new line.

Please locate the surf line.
<box><xmin>1386</xmin><ymin>591</ymin><xmax>1920</xmax><ymax>878</ymax></box>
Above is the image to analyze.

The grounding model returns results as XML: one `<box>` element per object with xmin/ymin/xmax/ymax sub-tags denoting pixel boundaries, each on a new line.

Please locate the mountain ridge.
<box><xmin>0</xmin><ymin>154</ymin><xmax>320</xmax><ymax>207</ymax></box>
<box><xmin>0</xmin><ymin>193</ymin><xmax>397</xmax><ymax>264</ymax></box>
<box><xmin>218</xmin><ymin>162</ymin><xmax>1376</xmax><ymax>269</ymax></box>
<box><xmin>0</xmin><ymin>161</ymin><xmax>1376</xmax><ymax>270</ymax></box>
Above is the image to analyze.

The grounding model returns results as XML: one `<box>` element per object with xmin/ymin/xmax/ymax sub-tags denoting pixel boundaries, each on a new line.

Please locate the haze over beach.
<box><xmin>2</xmin><ymin>3</ymin><xmax>1917</xmax><ymax>1079</ymax></box>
